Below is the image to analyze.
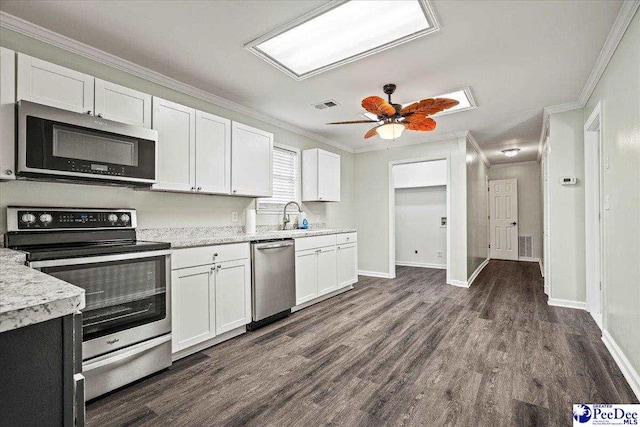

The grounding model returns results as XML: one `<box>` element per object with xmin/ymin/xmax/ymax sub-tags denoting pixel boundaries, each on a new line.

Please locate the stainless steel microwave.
<box><xmin>17</xmin><ymin>100</ymin><xmax>158</xmax><ymax>185</ymax></box>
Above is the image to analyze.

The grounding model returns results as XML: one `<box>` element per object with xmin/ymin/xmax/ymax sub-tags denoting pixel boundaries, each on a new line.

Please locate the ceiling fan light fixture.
<box><xmin>502</xmin><ymin>148</ymin><xmax>521</xmax><ymax>158</ymax></box>
<box><xmin>376</xmin><ymin>123</ymin><xmax>405</xmax><ymax>140</ymax></box>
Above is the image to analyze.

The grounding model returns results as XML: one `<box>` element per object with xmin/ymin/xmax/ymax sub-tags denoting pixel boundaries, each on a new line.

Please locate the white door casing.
<box><xmin>489</xmin><ymin>179</ymin><xmax>519</xmax><ymax>260</ymax></box>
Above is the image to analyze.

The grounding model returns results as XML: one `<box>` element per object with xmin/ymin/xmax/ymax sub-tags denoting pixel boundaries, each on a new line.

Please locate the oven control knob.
<box><xmin>39</xmin><ymin>214</ymin><xmax>53</xmax><ymax>224</ymax></box>
<box><xmin>120</xmin><ymin>214</ymin><xmax>130</xmax><ymax>224</ymax></box>
<box><xmin>107</xmin><ymin>214</ymin><xmax>118</xmax><ymax>223</ymax></box>
<box><xmin>21</xmin><ymin>213</ymin><xmax>36</xmax><ymax>224</ymax></box>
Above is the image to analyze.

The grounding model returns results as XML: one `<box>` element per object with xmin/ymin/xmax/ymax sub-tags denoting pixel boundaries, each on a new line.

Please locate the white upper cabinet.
<box><xmin>302</xmin><ymin>148</ymin><xmax>341</xmax><ymax>202</ymax></box>
<box><xmin>231</xmin><ymin>121</ymin><xmax>273</xmax><ymax>197</ymax></box>
<box><xmin>152</xmin><ymin>97</ymin><xmax>196</xmax><ymax>192</ymax></box>
<box><xmin>17</xmin><ymin>53</ymin><xmax>94</xmax><ymax>114</ymax></box>
<box><xmin>0</xmin><ymin>47</ymin><xmax>16</xmax><ymax>181</ymax></box>
<box><xmin>195</xmin><ymin>111</ymin><xmax>231</xmax><ymax>194</ymax></box>
<box><xmin>94</xmin><ymin>79</ymin><xmax>151</xmax><ymax>128</ymax></box>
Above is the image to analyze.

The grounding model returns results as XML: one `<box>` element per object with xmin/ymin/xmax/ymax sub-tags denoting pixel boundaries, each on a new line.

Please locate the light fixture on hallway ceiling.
<box><xmin>502</xmin><ymin>148</ymin><xmax>521</xmax><ymax>158</ymax></box>
<box><xmin>326</xmin><ymin>84</ymin><xmax>459</xmax><ymax>140</ymax></box>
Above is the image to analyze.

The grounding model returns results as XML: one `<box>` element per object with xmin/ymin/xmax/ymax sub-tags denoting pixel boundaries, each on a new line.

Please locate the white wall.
<box><xmin>395</xmin><ymin>186</ymin><xmax>447</xmax><ymax>268</ymax></box>
<box><xmin>547</xmin><ymin>109</ymin><xmax>586</xmax><ymax>303</ymax></box>
<box><xmin>393</xmin><ymin>160</ymin><xmax>447</xmax><ymax>188</ymax></box>
<box><xmin>0</xmin><ymin>29</ymin><xmax>356</xmax><ymax>233</ymax></box>
<box><xmin>466</xmin><ymin>140</ymin><xmax>489</xmax><ymax>278</ymax></box>
<box><xmin>354</xmin><ymin>137</ymin><xmax>467</xmax><ymax>282</ymax></box>
<box><xmin>489</xmin><ymin>162</ymin><xmax>542</xmax><ymax>260</ymax></box>
<box><xmin>584</xmin><ymin>9</ymin><xmax>640</xmax><ymax>392</ymax></box>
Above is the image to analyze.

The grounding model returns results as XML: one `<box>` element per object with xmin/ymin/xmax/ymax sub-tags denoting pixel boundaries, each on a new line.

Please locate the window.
<box><xmin>257</xmin><ymin>145</ymin><xmax>300</xmax><ymax>212</ymax></box>
<box><xmin>245</xmin><ymin>1</ymin><xmax>439</xmax><ymax>80</ymax></box>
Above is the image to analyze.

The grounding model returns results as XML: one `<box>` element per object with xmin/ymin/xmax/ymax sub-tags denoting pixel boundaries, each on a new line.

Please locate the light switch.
<box><xmin>604</xmin><ymin>196</ymin><xmax>610</xmax><ymax>210</ymax></box>
<box><xmin>605</xmin><ymin>155</ymin><xmax>610</xmax><ymax>169</ymax></box>
<box><xmin>231</xmin><ymin>211</ymin><xmax>238</xmax><ymax>222</ymax></box>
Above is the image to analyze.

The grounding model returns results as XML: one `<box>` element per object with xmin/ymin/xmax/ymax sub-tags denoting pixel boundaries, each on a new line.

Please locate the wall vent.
<box><xmin>313</xmin><ymin>100</ymin><xmax>339</xmax><ymax>109</ymax></box>
<box><xmin>519</xmin><ymin>235</ymin><xmax>534</xmax><ymax>258</ymax></box>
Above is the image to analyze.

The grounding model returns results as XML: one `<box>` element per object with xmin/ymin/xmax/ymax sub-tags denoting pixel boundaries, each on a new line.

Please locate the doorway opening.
<box><xmin>388</xmin><ymin>157</ymin><xmax>450</xmax><ymax>282</ymax></box>
<box><xmin>584</xmin><ymin>102</ymin><xmax>603</xmax><ymax>328</ymax></box>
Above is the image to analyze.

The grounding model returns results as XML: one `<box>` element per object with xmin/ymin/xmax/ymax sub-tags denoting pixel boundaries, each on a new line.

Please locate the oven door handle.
<box><xmin>83</xmin><ymin>334</ymin><xmax>171</xmax><ymax>372</ymax></box>
<box><xmin>29</xmin><ymin>249</ymin><xmax>173</xmax><ymax>269</ymax></box>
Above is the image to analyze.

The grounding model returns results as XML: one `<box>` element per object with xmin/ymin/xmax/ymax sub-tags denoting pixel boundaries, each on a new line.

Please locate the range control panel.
<box><xmin>8</xmin><ymin>208</ymin><xmax>136</xmax><ymax>231</ymax></box>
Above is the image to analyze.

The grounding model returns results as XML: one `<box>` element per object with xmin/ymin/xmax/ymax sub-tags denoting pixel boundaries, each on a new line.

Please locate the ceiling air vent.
<box><xmin>314</xmin><ymin>100</ymin><xmax>339</xmax><ymax>110</ymax></box>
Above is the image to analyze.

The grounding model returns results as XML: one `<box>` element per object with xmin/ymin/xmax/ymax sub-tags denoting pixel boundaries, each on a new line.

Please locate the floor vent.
<box><xmin>519</xmin><ymin>235</ymin><xmax>533</xmax><ymax>258</ymax></box>
<box><xmin>313</xmin><ymin>100</ymin><xmax>339</xmax><ymax>109</ymax></box>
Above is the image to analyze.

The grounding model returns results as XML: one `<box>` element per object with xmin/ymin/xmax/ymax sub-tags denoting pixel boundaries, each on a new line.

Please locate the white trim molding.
<box><xmin>396</xmin><ymin>262</ymin><xmax>446</xmax><ymax>269</ymax></box>
<box><xmin>467</xmin><ymin>258</ymin><xmax>490</xmax><ymax>287</ymax></box>
<box><xmin>465</xmin><ymin>131</ymin><xmax>490</xmax><ymax>167</ymax></box>
<box><xmin>602</xmin><ymin>329</ymin><xmax>640</xmax><ymax>400</ymax></box>
<box><xmin>518</xmin><ymin>257</ymin><xmax>541</xmax><ymax>263</ymax></box>
<box><xmin>0</xmin><ymin>11</ymin><xmax>355</xmax><ymax>154</ymax></box>
<box><xmin>357</xmin><ymin>270</ymin><xmax>393</xmax><ymax>279</ymax></box>
<box><xmin>538</xmin><ymin>260</ymin><xmax>544</xmax><ymax>278</ymax></box>
<box><xmin>449</xmin><ymin>279</ymin><xmax>469</xmax><ymax>288</ymax></box>
<box><xmin>548</xmin><ymin>298</ymin><xmax>587</xmax><ymax>310</ymax></box>
<box><xmin>536</xmin><ymin>0</ymin><xmax>640</xmax><ymax>161</ymax></box>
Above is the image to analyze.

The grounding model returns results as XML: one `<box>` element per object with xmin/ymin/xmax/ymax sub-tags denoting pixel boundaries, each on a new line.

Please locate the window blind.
<box><xmin>257</xmin><ymin>146</ymin><xmax>299</xmax><ymax>211</ymax></box>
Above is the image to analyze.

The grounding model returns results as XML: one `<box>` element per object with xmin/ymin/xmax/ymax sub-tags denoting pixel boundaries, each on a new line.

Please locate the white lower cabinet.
<box><xmin>317</xmin><ymin>247</ymin><xmax>337</xmax><ymax>295</ymax></box>
<box><xmin>215</xmin><ymin>259</ymin><xmax>251</xmax><ymax>335</ymax></box>
<box><xmin>172</xmin><ymin>265</ymin><xmax>216</xmax><ymax>352</ymax></box>
<box><xmin>295</xmin><ymin>249</ymin><xmax>319</xmax><ymax>305</ymax></box>
<box><xmin>171</xmin><ymin>243</ymin><xmax>250</xmax><ymax>356</ymax></box>
<box><xmin>337</xmin><ymin>243</ymin><xmax>358</xmax><ymax>287</ymax></box>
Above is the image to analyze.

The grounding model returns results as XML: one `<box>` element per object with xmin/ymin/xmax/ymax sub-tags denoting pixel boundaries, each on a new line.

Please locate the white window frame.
<box><xmin>257</xmin><ymin>143</ymin><xmax>302</xmax><ymax>214</ymax></box>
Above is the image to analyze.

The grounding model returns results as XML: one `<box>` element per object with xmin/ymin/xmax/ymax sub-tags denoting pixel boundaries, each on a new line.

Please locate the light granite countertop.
<box><xmin>0</xmin><ymin>247</ymin><xmax>85</xmax><ymax>333</ymax></box>
<box><xmin>138</xmin><ymin>227</ymin><xmax>357</xmax><ymax>249</ymax></box>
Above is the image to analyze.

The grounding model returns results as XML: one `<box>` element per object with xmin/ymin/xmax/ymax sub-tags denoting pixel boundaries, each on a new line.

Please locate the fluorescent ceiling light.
<box><xmin>502</xmin><ymin>148</ymin><xmax>521</xmax><ymax>158</ymax></box>
<box><xmin>402</xmin><ymin>88</ymin><xmax>477</xmax><ymax>117</ymax></box>
<box><xmin>246</xmin><ymin>1</ymin><xmax>439</xmax><ymax>80</ymax></box>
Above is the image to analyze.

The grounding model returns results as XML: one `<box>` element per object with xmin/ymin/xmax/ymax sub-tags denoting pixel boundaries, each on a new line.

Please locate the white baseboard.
<box><xmin>548</xmin><ymin>298</ymin><xmax>587</xmax><ymax>310</ymax></box>
<box><xmin>292</xmin><ymin>285</ymin><xmax>353</xmax><ymax>313</ymax></box>
<box><xmin>358</xmin><ymin>270</ymin><xmax>392</xmax><ymax>279</ymax></box>
<box><xmin>539</xmin><ymin>260</ymin><xmax>544</xmax><ymax>277</ymax></box>
<box><xmin>467</xmin><ymin>258</ymin><xmax>489</xmax><ymax>287</ymax></box>
<box><xmin>395</xmin><ymin>261</ymin><xmax>446</xmax><ymax>269</ymax></box>
<box><xmin>449</xmin><ymin>279</ymin><xmax>469</xmax><ymax>288</ymax></box>
<box><xmin>602</xmin><ymin>329</ymin><xmax>640</xmax><ymax>401</ymax></box>
<box><xmin>518</xmin><ymin>257</ymin><xmax>541</xmax><ymax>263</ymax></box>
<box><xmin>590</xmin><ymin>311</ymin><xmax>603</xmax><ymax>330</ymax></box>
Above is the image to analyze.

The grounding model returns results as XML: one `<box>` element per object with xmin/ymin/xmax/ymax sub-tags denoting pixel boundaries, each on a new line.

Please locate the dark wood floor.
<box><xmin>87</xmin><ymin>261</ymin><xmax>638</xmax><ymax>426</ymax></box>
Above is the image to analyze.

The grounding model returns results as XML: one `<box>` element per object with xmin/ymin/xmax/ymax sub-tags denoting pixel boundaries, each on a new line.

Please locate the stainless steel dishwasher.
<box><xmin>249</xmin><ymin>239</ymin><xmax>296</xmax><ymax>330</ymax></box>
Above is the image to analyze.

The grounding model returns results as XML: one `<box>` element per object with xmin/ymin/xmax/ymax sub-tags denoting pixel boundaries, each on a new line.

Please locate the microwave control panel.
<box><xmin>11</xmin><ymin>208</ymin><xmax>135</xmax><ymax>230</ymax></box>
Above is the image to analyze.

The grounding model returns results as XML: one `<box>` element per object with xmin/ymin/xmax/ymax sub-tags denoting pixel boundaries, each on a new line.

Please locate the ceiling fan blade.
<box><xmin>326</xmin><ymin>120</ymin><xmax>378</xmax><ymax>125</ymax></box>
<box><xmin>362</xmin><ymin>96</ymin><xmax>396</xmax><ymax>117</ymax></box>
<box><xmin>401</xmin><ymin>97</ymin><xmax>459</xmax><ymax>117</ymax></box>
<box><xmin>364</xmin><ymin>126</ymin><xmax>379</xmax><ymax>139</ymax></box>
<box><xmin>403</xmin><ymin>116</ymin><xmax>437</xmax><ymax>131</ymax></box>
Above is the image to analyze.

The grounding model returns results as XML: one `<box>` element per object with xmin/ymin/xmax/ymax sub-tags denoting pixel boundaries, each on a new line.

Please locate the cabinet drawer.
<box><xmin>336</xmin><ymin>232</ymin><xmax>357</xmax><ymax>245</ymax></box>
<box><xmin>172</xmin><ymin>242</ymin><xmax>249</xmax><ymax>270</ymax></box>
<box><xmin>295</xmin><ymin>235</ymin><xmax>337</xmax><ymax>252</ymax></box>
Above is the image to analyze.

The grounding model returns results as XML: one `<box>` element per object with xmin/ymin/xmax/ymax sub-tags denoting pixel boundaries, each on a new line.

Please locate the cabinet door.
<box><xmin>231</xmin><ymin>122</ymin><xmax>273</xmax><ymax>197</ymax></box>
<box><xmin>337</xmin><ymin>243</ymin><xmax>358</xmax><ymax>288</ymax></box>
<box><xmin>317</xmin><ymin>246</ymin><xmax>338</xmax><ymax>295</ymax></box>
<box><xmin>152</xmin><ymin>97</ymin><xmax>196</xmax><ymax>192</ymax></box>
<box><xmin>195</xmin><ymin>111</ymin><xmax>231</xmax><ymax>194</ymax></box>
<box><xmin>94</xmin><ymin>79</ymin><xmax>151</xmax><ymax>128</ymax></box>
<box><xmin>214</xmin><ymin>258</ymin><xmax>251</xmax><ymax>334</ymax></box>
<box><xmin>318</xmin><ymin>150</ymin><xmax>340</xmax><ymax>201</ymax></box>
<box><xmin>0</xmin><ymin>47</ymin><xmax>16</xmax><ymax>181</ymax></box>
<box><xmin>172</xmin><ymin>265</ymin><xmax>215</xmax><ymax>352</ymax></box>
<box><xmin>295</xmin><ymin>249</ymin><xmax>318</xmax><ymax>305</ymax></box>
<box><xmin>17</xmin><ymin>54</ymin><xmax>94</xmax><ymax>114</ymax></box>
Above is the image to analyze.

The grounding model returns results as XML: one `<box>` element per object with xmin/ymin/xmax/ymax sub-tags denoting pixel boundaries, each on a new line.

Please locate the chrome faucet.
<box><xmin>282</xmin><ymin>201</ymin><xmax>302</xmax><ymax>230</ymax></box>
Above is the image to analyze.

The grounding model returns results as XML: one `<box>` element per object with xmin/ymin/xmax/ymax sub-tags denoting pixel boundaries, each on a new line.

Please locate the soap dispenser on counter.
<box><xmin>300</xmin><ymin>211</ymin><xmax>309</xmax><ymax>229</ymax></box>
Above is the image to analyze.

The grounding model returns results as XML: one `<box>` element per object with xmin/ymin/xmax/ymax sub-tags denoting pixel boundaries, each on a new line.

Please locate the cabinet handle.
<box><xmin>86</xmin><ymin>110</ymin><xmax>92</xmax><ymax>115</ymax></box>
<box><xmin>191</xmin><ymin>186</ymin><xmax>196</xmax><ymax>191</ymax></box>
<box><xmin>213</xmin><ymin>253</ymin><xmax>218</xmax><ymax>260</ymax></box>
<box><xmin>210</xmin><ymin>266</ymin><xmax>215</xmax><ymax>274</ymax></box>
<box><xmin>217</xmin><ymin>265</ymin><xmax>222</xmax><ymax>270</ymax></box>
<box><xmin>97</xmin><ymin>113</ymin><xmax>103</xmax><ymax>118</ymax></box>
<box><xmin>232</xmin><ymin>189</ymin><xmax>237</xmax><ymax>194</ymax></box>
<box><xmin>197</xmin><ymin>186</ymin><xmax>202</xmax><ymax>191</ymax></box>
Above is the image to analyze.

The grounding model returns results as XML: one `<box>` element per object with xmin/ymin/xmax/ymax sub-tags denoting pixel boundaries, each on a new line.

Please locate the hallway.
<box><xmin>87</xmin><ymin>261</ymin><xmax>638</xmax><ymax>426</ymax></box>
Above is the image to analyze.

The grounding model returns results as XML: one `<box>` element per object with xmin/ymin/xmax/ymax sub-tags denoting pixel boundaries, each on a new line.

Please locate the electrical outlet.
<box><xmin>231</xmin><ymin>211</ymin><xmax>238</xmax><ymax>222</ymax></box>
<box><xmin>437</xmin><ymin>251</ymin><xmax>443</xmax><ymax>258</ymax></box>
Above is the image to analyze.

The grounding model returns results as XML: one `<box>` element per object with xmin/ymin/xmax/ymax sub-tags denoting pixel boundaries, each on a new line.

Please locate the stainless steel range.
<box><xmin>5</xmin><ymin>207</ymin><xmax>172</xmax><ymax>401</ymax></box>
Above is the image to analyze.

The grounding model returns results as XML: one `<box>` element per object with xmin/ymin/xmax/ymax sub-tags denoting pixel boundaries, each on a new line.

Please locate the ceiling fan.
<box><xmin>327</xmin><ymin>84</ymin><xmax>459</xmax><ymax>140</ymax></box>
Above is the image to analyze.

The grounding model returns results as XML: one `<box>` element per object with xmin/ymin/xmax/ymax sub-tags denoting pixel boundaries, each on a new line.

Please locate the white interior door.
<box><xmin>490</xmin><ymin>179</ymin><xmax>519</xmax><ymax>260</ymax></box>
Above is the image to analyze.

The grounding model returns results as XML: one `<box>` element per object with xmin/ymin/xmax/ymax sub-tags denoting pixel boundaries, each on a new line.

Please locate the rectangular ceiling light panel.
<box><xmin>246</xmin><ymin>1</ymin><xmax>439</xmax><ymax>80</ymax></box>
<box><xmin>362</xmin><ymin>88</ymin><xmax>476</xmax><ymax>121</ymax></box>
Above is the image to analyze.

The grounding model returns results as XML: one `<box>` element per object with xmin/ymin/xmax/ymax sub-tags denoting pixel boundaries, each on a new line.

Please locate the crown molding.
<box><xmin>465</xmin><ymin>131</ymin><xmax>491</xmax><ymax>167</ymax></box>
<box><xmin>0</xmin><ymin>11</ymin><xmax>355</xmax><ymax>154</ymax></box>
<box><xmin>536</xmin><ymin>0</ymin><xmax>639</xmax><ymax>161</ymax></box>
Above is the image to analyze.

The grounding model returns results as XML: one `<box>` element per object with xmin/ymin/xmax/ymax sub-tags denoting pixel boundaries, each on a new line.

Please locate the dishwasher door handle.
<box><xmin>256</xmin><ymin>242</ymin><xmax>295</xmax><ymax>250</ymax></box>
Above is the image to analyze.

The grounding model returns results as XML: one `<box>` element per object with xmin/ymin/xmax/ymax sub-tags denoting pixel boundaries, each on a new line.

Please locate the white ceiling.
<box><xmin>0</xmin><ymin>0</ymin><xmax>622</xmax><ymax>163</ymax></box>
